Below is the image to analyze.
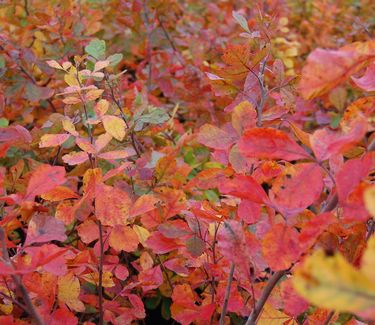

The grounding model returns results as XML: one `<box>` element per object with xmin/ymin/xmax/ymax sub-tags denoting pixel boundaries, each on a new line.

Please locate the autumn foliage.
<box><xmin>0</xmin><ymin>1</ymin><xmax>375</xmax><ymax>324</ymax></box>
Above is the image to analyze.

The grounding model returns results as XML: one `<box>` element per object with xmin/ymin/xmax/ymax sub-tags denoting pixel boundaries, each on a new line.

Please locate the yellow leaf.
<box><xmin>102</xmin><ymin>115</ymin><xmax>126</xmax><ymax>141</ymax></box>
<box><xmin>81</xmin><ymin>271</ymin><xmax>115</xmax><ymax>288</ymax></box>
<box><xmin>58</xmin><ymin>272</ymin><xmax>85</xmax><ymax>312</ymax></box>
<box><xmin>364</xmin><ymin>185</ymin><xmax>375</xmax><ymax>217</ymax></box>
<box><xmin>64</xmin><ymin>66</ymin><xmax>81</xmax><ymax>87</ymax></box>
<box><xmin>361</xmin><ymin>237</ymin><xmax>375</xmax><ymax>283</ymax></box>
<box><xmin>293</xmin><ymin>250</ymin><xmax>375</xmax><ymax>315</ymax></box>
<box><xmin>62</xmin><ymin>118</ymin><xmax>79</xmax><ymax>136</ymax></box>
<box><xmin>95</xmin><ymin>99</ymin><xmax>109</xmax><ymax>117</ymax></box>
<box><xmin>39</xmin><ymin>134</ymin><xmax>70</xmax><ymax>148</ymax></box>
<box><xmin>0</xmin><ymin>286</ymin><xmax>14</xmax><ymax>315</ymax></box>
<box><xmin>133</xmin><ymin>225</ymin><xmax>150</xmax><ymax>246</ymax></box>
<box><xmin>85</xmin><ymin>89</ymin><xmax>104</xmax><ymax>101</ymax></box>
<box><xmin>258</xmin><ymin>303</ymin><xmax>295</xmax><ymax>325</ymax></box>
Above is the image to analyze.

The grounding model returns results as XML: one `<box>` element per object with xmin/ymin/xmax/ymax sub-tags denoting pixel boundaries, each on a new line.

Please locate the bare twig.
<box><xmin>256</xmin><ymin>55</ymin><xmax>268</xmax><ymax>127</ymax></box>
<box><xmin>159</xmin><ymin>18</ymin><xmax>185</xmax><ymax>66</ymax></box>
<box><xmin>0</xmin><ymin>290</ymin><xmax>28</xmax><ymax>311</ymax></box>
<box><xmin>322</xmin><ymin>311</ymin><xmax>335</xmax><ymax>325</ymax></box>
<box><xmin>97</xmin><ymin>221</ymin><xmax>104</xmax><ymax>325</ymax></box>
<box><xmin>219</xmin><ymin>263</ymin><xmax>235</xmax><ymax>325</ymax></box>
<box><xmin>143</xmin><ymin>0</ymin><xmax>153</xmax><ymax>91</ymax></box>
<box><xmin>245</xmin><ymin>270</ymin><xmax>286</xmax><ymax>325</ymax></box>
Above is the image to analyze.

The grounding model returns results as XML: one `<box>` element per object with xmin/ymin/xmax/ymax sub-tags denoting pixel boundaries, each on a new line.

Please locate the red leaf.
<box><xmin>146</xmin><ymin>231</ymin><xmax>182</xmax><ymax>254</ymax></box>
<box><xmin>219</xmin><ymin>174</ymin><xmax>268</xmax><ymax>203</ymax></box>
<box><xmin>25</xmin><ymin>165</ymin><xmax>66</xmax><ymax>201</ymax></box>
<box><xmin>262</xmin><ymin>223</ymin><xmax>300</xmax><ymax>271</ymax></box>
<box><xmin>238</xmin><ymin>128</ymin><xmax>309</xmax><ymax>161</ymax></box>
<box><xmin>129</xmin><ymin>194</ymin><xmax>159</xmax><ymax>218</ymax></box>
<box><xmin>299</xmin><ymin>40</ymin><xmax>375</xmax><ymax>99</ymax></box>
<box><xmin>217</xmin><ymin>220</ymin><xmax>258</xmax><ymax>276</ymax></box>
<box><xmin>352</xmin><ymin>62</ymin><xmax>375</xmax><ymax>91</ymax></box>
<box><xmin>237</xmin><ymin>199</ymin><xmax>261</xmax><ymax>224</ymax></box>
<box><xmin>310</xmin><ymin>116</ymin><xmax>367</xmax><ymax>161</ymax></box>
<box><xmin>138</xmin><ymin>265</ymin><xmax>163</xmax><ymax>293</ymax></box>
<box><xmin>336</xmin><ymin>153</ymin><xmax>374</xmax><ymax>221</ymax></box>
<box><xmin>270</xmin><ymin>163</ymin><xmax>324</xmax><ymax>217</ymax></box>
<box><xmin>25</xmin><ymin>214</ymin><xmax>67</xmax><ymax>246</ymax></box>
<box><xmin>197</xmin><ymin>124</ymin><xmax>237</xmax><ymax>150</ymax></box>
<box><xmin>49</xmin><ymin>307</ymin><xmax>78</xmax><ymax>325</ymax></box>
<box><xmin>298</xmin><ymin>212</ymin><xmax>336</xmax><ymax>251</ymax></box>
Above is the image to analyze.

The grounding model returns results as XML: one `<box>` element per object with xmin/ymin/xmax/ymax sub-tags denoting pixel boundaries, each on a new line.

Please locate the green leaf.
<box><xmin>25</xmin><ymin>83</ymin><xmax>54</xmax><ymax>101</ymax></box>
<box><xmin>161</xmin><ymin>298</ymin><xmax>172</xmax><ymax>320</ymax></box>
<box><xmin>204</xmin><ymin>189</ymin><xmax>219</xmax><ymax>203</ymax></box>
<box><xmin>330</xmin><ymin>114</ymin><xmax>341</xmax><ymax>129</ymax></box>
<box><xmin>145</xmin><ymin>295</ymin><xmax>162</xmax><ymax>310</ymax></box>
<box><xmin>0</xmin><ymin>118</ymin><xmax>9</xmax><ymax>128</ymax></box>
<box><xmin>232</xmin><ymin>11</ymin><xmax>250</xmax><ymax>33</ymax></box>
<box><xmin>0</xmin><ymin>54</ymin><xmax>5</xmax><ymax>69</ymax></box>
<box><xmin>139</xmin><ymin>108</ymin><xmax>169</xmax><ymax>124</ymax></box>
<box><xmin>85</xmin><ymin>39</ymin><xmax>106</xmax><ymax>59</ymax></box>
<box><xmin>107</xmin><ymin>53</ymin><xmax>123</xmax><ymax>67</ymax></box>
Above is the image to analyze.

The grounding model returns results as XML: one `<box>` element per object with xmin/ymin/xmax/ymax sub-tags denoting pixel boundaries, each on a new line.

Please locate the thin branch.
<box><xmin>256</xmin><ymin>55</ymin><xmax>268</xmax><ymax>127</ymax></box>
<box><xmin>156</xmin><ymin>255</ymin><xmax>173</xmax><ymax>291</ymax></box>
<box><xmin>158</xmin><ymin>18</ymin><xmax>185</xmax><ymax>66</ymax></box>
<box><xmin>245</xmin><ymin>270</ymin><xmax>286</xmax><ymax>325</ymax></box>
<box><xmin>104</xmin><ymin>73</ymin><xmax>143</xmax><ymax>158</ymax></box>
<box><xmin>0</xmin><ymin>228</ymin><xmax>45</xmax><ymax>325</ymax></box>
<box><xmin>368</xmin><ymin>138</ymin><xmax>375</xmax><ymax>152</ymax></box>
<box><xmin>219</xmin><ymin>263</ymin><xmax>235</xmax><ymax>325</ymax></box>
<box><xmin>0</xmin><ymin>290</ymin><xmax>28</xmax><ymax>311</ymax></box>
<box><xmin>97</xmin><ymin>221</ymin><xmax>104</xmax><ymax>325</ymax></box>
<box><xmin>322</xmin><ymin>311</ymin><xmax>335</xmax><ymax>325</ymax></box>
<box><xmin>143</xmin><ymin>0</ymin><xmax>153</xmax><ymax>92</ymax></box>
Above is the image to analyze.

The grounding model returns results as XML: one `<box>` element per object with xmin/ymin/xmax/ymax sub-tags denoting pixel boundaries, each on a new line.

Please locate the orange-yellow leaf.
<box><xmin>102</xmin><ymin>115</ymin><xmax>126</xmax><ymax>141</ymax></box>
<box><xmin>39</xmin><ymin>134</ymin><xmax>70</xmax><ymax>148</ymax></box>
<box><xmin>109</xmin><ymin>225</ymin><xmax>139</xmax><ymax>252</ymax></box>
<box><xmin>57</xmin><ymin>273</ymin><xmax>85</xmax><ymax>312</ymax></box>
<box><xmin>95</xmin><ymin>183</ymin><xmax>131</xmax><ymax>226</ymax></box>
<box><xmin>41</xmin><ymin>186</ymin><xmax>79</xmax><ymax>201</ymax></box>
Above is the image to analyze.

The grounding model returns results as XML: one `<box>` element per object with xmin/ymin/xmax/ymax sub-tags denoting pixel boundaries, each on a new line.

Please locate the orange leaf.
<box><xmin>39</xmin><ymin>134</ymin><xmax>70</xmax><ymax>148</ymax></box>
<box><xmin>95</xmin><ymin>183</ymin><xmax>131</xmax><ymax>226</ymax></box>
<box><xmin>109</xmin><ymin>225</ymin><xmax>139</xmax><ymax>252</ymax></box>
<box><xmin>57</xmin><ymin>273</ymin><xmax>85</xmax><ymax>312</ymax></box>
<box><xmin>262</xmin><ymin>223</ymin><xmax>300</xmax><ymax>271</ymax></box>
<box><xmin>129</xmin><ymin>194</ymin><xmax>159</xmax><ymax>218</ymax></box>
<box><xmin>102</xmin><ymin>115</ymin><xmax>126</xmax><ymax>141</ymax></box>
<box><xmin>41</xmin><ymin>186</ymin><xmax>79</xmax><ymax>201</ymax></box>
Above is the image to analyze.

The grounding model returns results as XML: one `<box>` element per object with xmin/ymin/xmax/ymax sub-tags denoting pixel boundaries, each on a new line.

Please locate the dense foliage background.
<box><xmin>0</xmin><ymin>0</ymin><xmax>374</xmax><ymax>324</ymax></box>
